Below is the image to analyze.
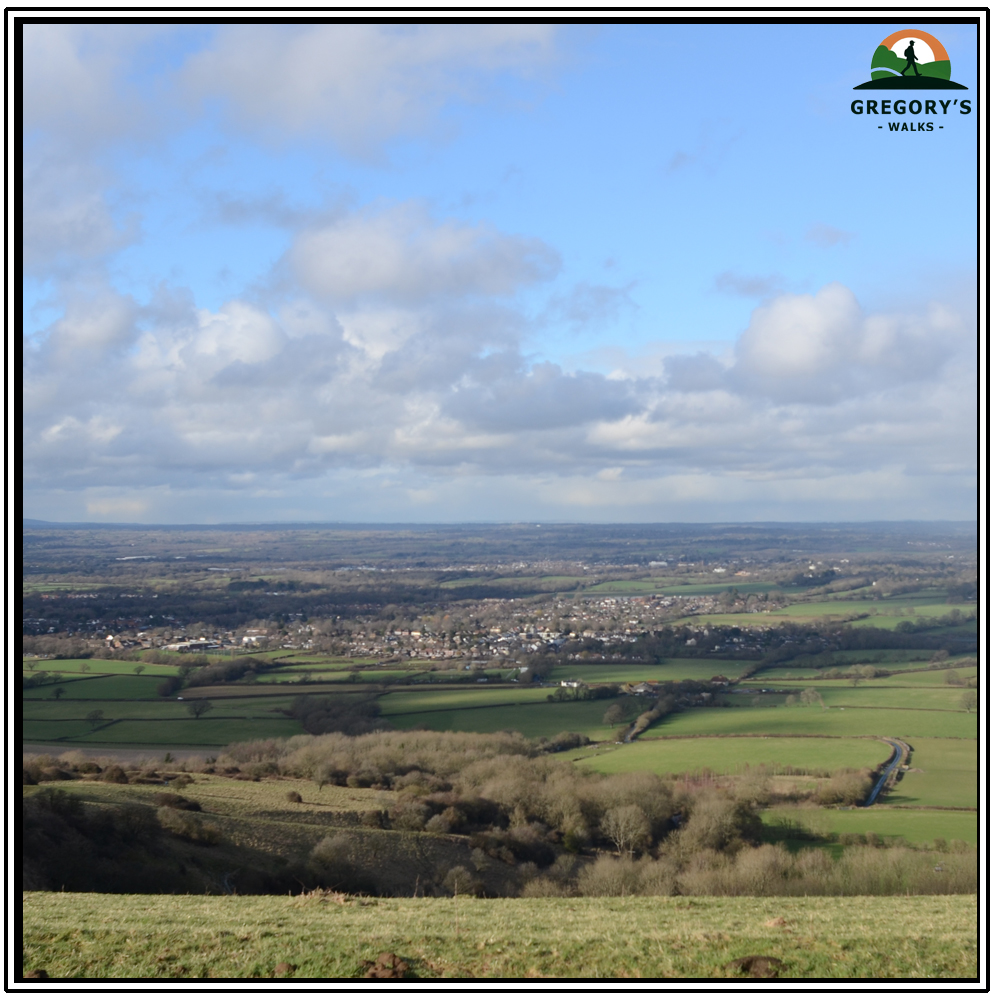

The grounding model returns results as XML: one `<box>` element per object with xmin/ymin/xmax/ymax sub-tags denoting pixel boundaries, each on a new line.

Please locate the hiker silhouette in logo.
<box><xmin>900</xmin><ymin>40</ymin><xmax>921</xmax><ymax>76</ymax></box>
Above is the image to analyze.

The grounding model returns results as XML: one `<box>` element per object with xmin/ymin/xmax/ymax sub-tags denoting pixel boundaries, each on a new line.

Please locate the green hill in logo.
<box><xmin>854</xmin><ymin>30</ymin><xmax>968</xmax><ymax>90</ymax></box>
<box><xmin>870</xmin><ymin>44</ymin><xmax>951</xmax><ymax>82</ymax></box>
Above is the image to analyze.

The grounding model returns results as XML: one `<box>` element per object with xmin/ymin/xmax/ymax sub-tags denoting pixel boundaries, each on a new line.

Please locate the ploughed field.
<box><xmin>21</xmin><ymin>892</ymin><xmax>977</xmax><ymax>980</ymax></box>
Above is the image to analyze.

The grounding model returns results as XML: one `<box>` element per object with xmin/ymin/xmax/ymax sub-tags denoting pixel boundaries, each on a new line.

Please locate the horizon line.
<box><xmin>22</xmin><ymin>517</ymin><xmax>978</xmax><ymax>528</ymax></box>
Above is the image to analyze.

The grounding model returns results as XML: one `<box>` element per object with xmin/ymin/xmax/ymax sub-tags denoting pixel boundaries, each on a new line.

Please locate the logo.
<box><xmin>854</xmin><ymin>29</ymin><xmax>968</xmax><ymax>90</ymax></box>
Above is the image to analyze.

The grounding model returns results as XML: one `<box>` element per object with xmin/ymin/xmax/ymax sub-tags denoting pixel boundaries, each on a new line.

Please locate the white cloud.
<box><xmin>22</xmin><ymin>24</ymin><xmax>156</xmax><ymax>143</ymax></box>
<box><xmin>23</xmin><ymin>233</ymin><xmax>975</xmax><ymax>523</ymax></box>
<box><xmin>288</xmin><ymin>203</ymin><xmax>559</xmax><ymax>305</ymax></box>
<box><xmin>731</xmin><ymin>283</ymin><xmax>958</xmax><ymax>402</ymax></box>
<box><xmin>182</xmin><ymin>24</ymin><xmax>557</xmax><ymax>155</ymax></box>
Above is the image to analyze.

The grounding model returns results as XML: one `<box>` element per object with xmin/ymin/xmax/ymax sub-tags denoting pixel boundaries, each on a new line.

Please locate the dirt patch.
<box><xmin>360</xmin><ymin>953</ymin><xmax>412</xmax><ymax>979</ymax></box>
<box><xmin>725</xmin><ymin>955</ymin><xmax>784</xmax><ymax>978</ymax></box>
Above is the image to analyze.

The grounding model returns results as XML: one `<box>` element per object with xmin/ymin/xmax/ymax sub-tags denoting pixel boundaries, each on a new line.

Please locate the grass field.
<box><xmin>643</xmin><ymin>705</ymin><xmax>978</xmax><ymax>741</ymax></box>
<box><xmin>887</xmin><ymin>738</ymin><xmax>978</xmax><ymax>810</ymax></box>
<box><xmin>548</xmin><ymin>660</ymin><xmax>743</xmax><ymax>683</ymax></box>
<box><xmin>27</xmin><ymin>773</ymin><xmax>389</xmax><ymax>819</ymax></box>
<box><xmin>23</xmin><ymin>717</ymin><xmax>304</xmax><ymax>747</ymax></box>
<box><xmin>878</xmin><ymin>668</ymin><xmax>979</xmax><ymax>687</ymax></box>
<box><xmin>23</xmin><ymin>658</ymin><xmax>183</xmax><ymax>677</ymax></box>
<box><xmin>751</xmin><ymin>653</ymin><xmax>943</xmax><ymax>678</ymax></box>
<box><xmin>385</xmin><ymin>699</ymin><xmax>615</xmax><ymax>741</ymax></box>
<box><xmin>763</xmin><ymin>807</ymin><xmax>979</xmax><ymax>849</ymax></box>
<box><xmin>559</xmin><ymin>736</ymin><xmax>891</xmax><ymax>778</ymax></box>
<box><xmin>23</xmin><ymin>694</ymin><xmax>302</xmax><ymax>721</ymax></box>
<box><xmin>784</xmin><ymin>685</ymin><xmax>973</xmax><ymax>712</ymax></box>
<box><xmin>778</xmin><ymin>666</ymin><xmax>978</xmax><ymax>689</ymax></box>
<box><xmin>378</xmin><ymin>688</ymin><xmax>552</xmax><ymax>715</ymax></box>
<box><xmin>22</xmin><ymin>674</ymin><xmax>166</xmax><ymax>701</ymax></box>
<box><xmin>20</xmin><ymin>892</ymin><xmax>977</xmax><ymax>979</ymax></box>
<box><xmin>674</xmin><ymin>597</ymin><xmax>975</xmax><ymax>630</ymax></box>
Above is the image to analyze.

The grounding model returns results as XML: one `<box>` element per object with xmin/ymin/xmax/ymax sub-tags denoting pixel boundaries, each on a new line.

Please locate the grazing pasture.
<box><xmin>887</xmin><ymin>738</ymin><xmax>979</xmax><ymax>810</ymax></box>
<box><xmin>643</xmin><ymin>705</ymin><xmax>978</xmax><ymax>741</ymax></box>
<box><xmin>22</xmin><ymin>674</ymin><xmax>165</xmax><ymax>701</ymax></box>
<box><xmin>795</xmin><ymin>685</ymin><xmax>973</xmax><ymax>712</ymax></box>
<box><xmin>21</xmin><ymin>892</ymin><xmax>977</xmax><ymax>980</ymax></box>
<box><xmin>23</xmin><ymin>658</ymin><xmax>183</xmax><ymax>677</ymax></box>
<box><xmin>763</xmin><ymin>807</ymin><xmax>979</xmax><ymax>849</ymax></box>
<box><xmin>26</xmin><ymin>717</ymin><xmax>303</xmax><ymax>747</ymax></box>
<box><xmin>548</xmin><ymin>660</ymin><xmax>743</xmax><ymax>683</ymax></box>
<box><xmin>562</xmin><ymin>736</ymin><xmax>891</xmax><ymax>778</ymax></box>
<box><xmin>377</xmin><ymin>688</ymin><xmax>551</xmax><ymax>716</ymax></box>
<box><xmin>385</xmin><ymin>699</ymin><xmax>614</xmax><ymax>741</ymax></box>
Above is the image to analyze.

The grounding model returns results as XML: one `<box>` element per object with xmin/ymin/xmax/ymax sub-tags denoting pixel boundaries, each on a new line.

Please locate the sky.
<box><xmin>21</xmin><ymin>19</ymin><xmax>980</xmax><ymax>524</ymax></box>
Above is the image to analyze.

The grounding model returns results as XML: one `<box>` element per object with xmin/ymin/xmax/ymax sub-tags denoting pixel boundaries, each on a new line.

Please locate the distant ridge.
<box><xmin>23</xmin><ymin>518</ymin><xmax>976</xmax><ymax>530</ymax></box>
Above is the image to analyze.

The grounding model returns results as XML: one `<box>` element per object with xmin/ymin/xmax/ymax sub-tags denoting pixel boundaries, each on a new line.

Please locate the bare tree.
<box><xmin>603</xmin><ymin>703</ymin><xmax>626</xmax><ymax>727</ymax></box>
<box><xmin>187</xmin><ymin>699</ymin><xmax>213</xmax><ymax>719</ymax></box>
<box><xmin>960</xmin><ymin>690</ymin><xmax>977</xmax><ymax>713</ymax></box>
<box><xmin>86</xmin><ymin>709</ymin><xmax>104</xmax><ymax>728</ymax></box>
<box><xmin>600</xmin><ymin>804</ymin><xmax>651</xmax><ymax>857</ymax></box>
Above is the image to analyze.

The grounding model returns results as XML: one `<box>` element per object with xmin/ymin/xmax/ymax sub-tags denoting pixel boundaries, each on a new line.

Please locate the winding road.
<box><xmin>863</xmin><ymin>738</ymin><xmax>908</xmax><ymax>807</ymax></box>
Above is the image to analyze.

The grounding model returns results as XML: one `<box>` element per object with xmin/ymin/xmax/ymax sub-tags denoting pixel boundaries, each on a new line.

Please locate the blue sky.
<box><xmin>22</xmin><ymin>20</ymin><xmax>979</xmax><ymax>523</ymax></box>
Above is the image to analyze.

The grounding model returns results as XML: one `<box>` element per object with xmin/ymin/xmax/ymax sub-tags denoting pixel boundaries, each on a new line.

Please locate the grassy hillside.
<box><xmin>21</xmin><ymin>892</ymin><xmax>977</xmax><ymax>980</ymax></box>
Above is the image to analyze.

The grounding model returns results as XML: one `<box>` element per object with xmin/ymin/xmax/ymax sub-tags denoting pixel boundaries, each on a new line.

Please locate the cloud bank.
<box><xmin>21</xmin><ymin>23</ymin><xmax>976</xmax><ymax>521</ymax></box>
<box><xmin>23</xmin><ymin>200</ymin><xmax>975</xmax><ymax>518</ymax></box>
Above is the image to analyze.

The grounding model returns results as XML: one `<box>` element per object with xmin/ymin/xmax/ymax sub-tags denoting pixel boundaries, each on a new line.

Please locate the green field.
<box><xmin>23</xmin><ymin>694</ymin><xmax>301</xmax><ymax>721</ymax></box>
<box><xmin>562</xmin><ymin>736</ymin><xmax>891</xmax><ymax>778</ymax></box>
<box><xmin>676</xmin><ymin>597</ymin><xmax>975</xmax><ymax>630</ymax></box>
<box><xmin>20</xmin><ymin>892</ymin><xmax>977</xmax><ymax>980</ymax></box>
<box><xmin>23</xmin><ymin>658</ymin><xmax>183</xmax><ymax>677</ymax></box>
<box><xmin>804</xmin><ymin>680</ymin><xmax>965</xmax><ymax>713</ymax></box>
<box><xmin>549</xmin><ymin>660</ymin><xmax>743</xmax><ymax>683</ymax></box>
<box><xmin>752</xmin><ymin>653</ymin><xmax>942</xmax><ymax>678</ymax></box>
<box><xmin>888</xmin><ymin>739</ymin><xmax>978</xmax><ymax>810</ymax></box>
<box><xmin>23</xmin><ymin>674</ymin><xmax>166</xmax><ymax>700</ymax></box>
<box><xmin>386</xmin><ymin>699</ymin><xmax>616</xmax><ymax>741</ymax></box>
<box><xmin>378</xmin><ymin>687</ymin><xmax>552</xmax><ymax>715</ymax></box>
<box><xmin>643</xmin><ymin>705</ymin><xmax>977</xmax><ymax>741</ymax></box>
<box><xmin>24</xmin><ymin>717</ymin><xmax>304</xmax><ymax>747</ymax></box>
<box><xmin>763</xmin><ymin>807</ymin><xmax>979</xmax><ymax>849</ymax></box>
<box><xmin>28</xmin><ymin>773</ymin><xmax>387</xmax><ymax>819</ymax></box>
<box><xmin>875</xmin><ymin>667</ymin><xmax>978</xmax><ymax>688</ymax></box>
<box><xmin>779</xmin><ymin>666</ymin><xmax>978</xmax><ymax>689</ymax></box>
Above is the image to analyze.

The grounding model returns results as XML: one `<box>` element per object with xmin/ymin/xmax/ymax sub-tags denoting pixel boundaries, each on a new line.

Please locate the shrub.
<box><xmin>813</xmin><ymin>769</ymin><xmax>873</xmax><ymax>806</ymax></box>
<box><xmin>286</xmin><ymin>791</ymin><xmax>303</xmax><ymax>803</ymax></box>
<box><xmin>390</xmin><ymin>800</ymin><xmax>431</xmax><ymax>831</ymax></box>
<box><xmin>307</xmin><ymin>835</ymin><xmax>374</xmax><ymax>893</ymax></box>
<box><xmin>157</xmin><ymin>807</ymin><xmax>220</xmax><ymax>844</ymax></box>
<box><xmin>521</xmin><ymin>877</ymin><xmax>570</xmax><ymax>897</ymax></box>
<box><xmin>671</xmin><ymin>795</ymin><xmax>762</xmax><ymax>856</ymax></box>
<box><xmin>440</xmin><ymin>865</ymin><xmax>479</xmax><ymax>896</ymax></box>
<box><xmin>577</xmin><ymin>855</ymin><xmax>644</xmax><ymax>897</ymax></box>
<box><xmin>152</xmin><ymin>792</ymin><xmax>201</xmax><ymax>811</ymax></box>
<box><xmin>39</xmin><ymin>767</ymin><xmax>76</xmax><ymax>782</ymax></box>
<box><xmin>100</xmin><ymin>765</ymin><xmax>129</xmax><ymax>784</ymax></box>
<box><xmin>157</xmin><ymin>677</ymin><xmax>182</xmax><ymax>697</ymax></box>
